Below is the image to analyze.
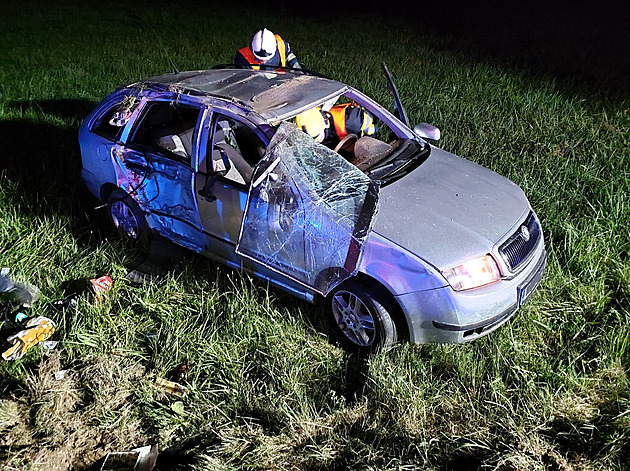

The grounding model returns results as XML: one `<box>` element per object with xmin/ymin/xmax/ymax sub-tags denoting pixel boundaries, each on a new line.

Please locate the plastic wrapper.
<box><xmin>90</xmin><ymin>275</ymin><xmax>113</xmax><ymax>303</ymax></box>
<box><xmin>100</xmin><ymin>444</ymin><xmax>158</xmax><ymax>471</ymax></box>
<box><xmin>155</xmin><ymin>377</ymin><xmax>188</xmax><ymax>398</ymax></box>
<box><xmin>0</xmin><ymin>271</ymin><xmax>41</xmax><ymax>307</ymax></box>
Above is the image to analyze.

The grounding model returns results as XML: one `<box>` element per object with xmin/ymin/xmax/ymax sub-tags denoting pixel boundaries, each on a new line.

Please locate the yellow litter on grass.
<box><xmin>2</xmin><ymin>316</ymin><xmax>55</xmax><ymax>360</ymax></box>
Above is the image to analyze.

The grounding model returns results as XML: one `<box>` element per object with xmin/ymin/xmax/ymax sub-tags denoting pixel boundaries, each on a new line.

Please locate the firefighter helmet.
<box><xmin>251</xmin><ymin>28</ymin><xmax>276</xmax><ymax>61</ymax></box>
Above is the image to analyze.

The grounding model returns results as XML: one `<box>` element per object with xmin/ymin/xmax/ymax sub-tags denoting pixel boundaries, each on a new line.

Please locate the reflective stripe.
<box><xmin>330</xmin><ymin>103</ymin><xmax>375</xmax><ymax>139</ymax></box>
<box><xmin>274</xmin><ymin>34</ymin><xmax>287</xmax><ymax>66</ymax></box>
<box><xmin>361</xmin><ymin>111</ymin><xmax>375</xmax><ymax>135</ymax></box>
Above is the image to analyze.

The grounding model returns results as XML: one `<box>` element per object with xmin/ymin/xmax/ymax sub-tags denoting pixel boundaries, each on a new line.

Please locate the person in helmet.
<box><xmin>296</xmin><ymin>104</ymin><xmax>377</xmax><ymax>144</ymax></box>
<box><xmin>325</xmin><ymin>103</ymin><xmax>376</xmax><ymax>141</ymax></box>
<box><xmin>295</xmin><ymin>107</ymin><xmax>328</xmax><ymax>142</ymax></box>
<box><xmin>235</xmin><ymin>28</ymin><xmax>301</xmax><ymax>70</ymax></box>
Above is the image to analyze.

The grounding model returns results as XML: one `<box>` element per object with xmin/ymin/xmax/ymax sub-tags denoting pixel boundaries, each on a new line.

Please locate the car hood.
<box><xmin>372</xmin><ymin>146</ymin><xmax>530</xmax><ymax>270</ymax></box>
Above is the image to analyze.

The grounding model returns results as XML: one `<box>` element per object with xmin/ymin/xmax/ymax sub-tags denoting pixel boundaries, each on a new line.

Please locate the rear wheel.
<box><xmin>107</xmin><ymin>189</ymin><xmax>148</xmax><ymax>242</ymax></box>
<box><xmin>328</xmin><ymin>279</ymin><xmax>399</xmax><ymax>354</ymax></box>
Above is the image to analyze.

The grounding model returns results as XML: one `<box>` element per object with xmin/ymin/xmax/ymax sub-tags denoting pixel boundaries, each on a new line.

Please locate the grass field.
<box><xmin>1</xmin><ymin>1</ymin><xmax>629</xmax><ymax>469</ymax></box>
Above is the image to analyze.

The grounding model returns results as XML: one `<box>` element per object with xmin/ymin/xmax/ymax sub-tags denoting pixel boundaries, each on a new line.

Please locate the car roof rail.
<box><xmin>210</xmin><ymin>63</ymin><xmax>332</xmax><ymax>80</ymax></box>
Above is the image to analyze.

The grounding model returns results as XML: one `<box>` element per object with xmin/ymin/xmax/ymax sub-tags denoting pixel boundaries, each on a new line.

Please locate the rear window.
<box><xmin>91</xmin><ymin>96</ymin><xmax>139</xmax><ymax>141</ymax></box>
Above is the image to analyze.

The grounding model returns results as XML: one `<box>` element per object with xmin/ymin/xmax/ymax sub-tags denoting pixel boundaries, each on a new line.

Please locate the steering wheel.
<box><xmin>333</xmin><ymin>133</ymin><xmax>358</xmax><ymax>153</ymax></box>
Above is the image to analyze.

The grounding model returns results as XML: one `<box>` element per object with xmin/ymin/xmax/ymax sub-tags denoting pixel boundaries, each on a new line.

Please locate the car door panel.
<box><xmin>194</xmin><ymin>173</ymin><xmax>248</xmax><ymax>256</ymax></box>
<box><xmin>113</xmin><ymin>145</ymin><xmax>205</xmax><ymax>251</ymax></box>
<box><xmin>112</xmin><ymin>97</ymin><xmax>206</xmax><ymax>252</ymax></box>
<box><xmin>193</xmin><ymin>112</ymin><xmax>264</xmax><ymax>259</ymax></box>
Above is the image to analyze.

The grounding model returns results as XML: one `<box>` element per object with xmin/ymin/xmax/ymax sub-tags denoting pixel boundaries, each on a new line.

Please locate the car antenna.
<box><xmin>148</xmin><ymin>25</ymin><xmax>180</xmax><ymax>74</ymax></box>
<box><xmin>168</xmin><ymin>57</ymin><xmax>180</xmax><ymax>74</ymax></box>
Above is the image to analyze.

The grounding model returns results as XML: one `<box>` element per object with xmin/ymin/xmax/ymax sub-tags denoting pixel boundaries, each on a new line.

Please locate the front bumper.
<box><xmin>396</xmin><ymin>244</ymin><xmax>547</xmax><ymax>344</ymax></box>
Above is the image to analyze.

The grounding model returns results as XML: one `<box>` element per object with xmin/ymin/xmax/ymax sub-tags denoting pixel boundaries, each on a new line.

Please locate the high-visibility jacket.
<box><xmin>234</xmin><ymin>34</ymin><xmax>299</xmax><ymax>70</ymax></box>
<box><xmin>326</xmin><ymin>104</ymin><xmax>376</xmax><ymax>140</ymax></box>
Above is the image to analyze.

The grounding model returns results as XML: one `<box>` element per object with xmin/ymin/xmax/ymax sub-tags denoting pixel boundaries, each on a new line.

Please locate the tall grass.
<box><xmin>1</xmin><ymin>1</ymin><xmax>628</xmax><ymax>470</ymax></box>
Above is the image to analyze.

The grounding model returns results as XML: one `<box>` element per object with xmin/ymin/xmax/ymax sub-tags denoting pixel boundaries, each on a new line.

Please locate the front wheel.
<box><xmin>327</xmin><ymin>279</ymin><xmax>399</xmax><ymax>354</ymax></box>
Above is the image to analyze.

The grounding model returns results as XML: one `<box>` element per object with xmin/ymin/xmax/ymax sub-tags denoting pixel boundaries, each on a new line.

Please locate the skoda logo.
<box><xmin>520</xmin><ymin>225</ymin><xmax>530</xmax><ymax>242</ymax></box>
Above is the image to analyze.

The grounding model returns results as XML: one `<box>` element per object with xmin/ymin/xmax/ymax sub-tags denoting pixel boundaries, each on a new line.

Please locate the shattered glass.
<box><xmin>108</xmin><ymin>95</ymin><xmax>139</xmax><ymax>127</ymax></box>
<box><xmin>236</xmin><ymin>122</ymin><xmax>380</xmax><ymax>295</ymax></box>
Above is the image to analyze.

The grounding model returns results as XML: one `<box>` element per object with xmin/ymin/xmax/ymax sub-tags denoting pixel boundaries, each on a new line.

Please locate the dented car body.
<box><xmin>80</xmin><ymin>68</ymin><xmax>546</xmax><ymax>352</ymax></box>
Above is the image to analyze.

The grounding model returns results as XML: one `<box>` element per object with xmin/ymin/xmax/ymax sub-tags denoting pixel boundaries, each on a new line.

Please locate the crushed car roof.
<box><xmin>136</xmin><ymin>68</ymin><xmax>349</xmax><ymax>123</ymax></box>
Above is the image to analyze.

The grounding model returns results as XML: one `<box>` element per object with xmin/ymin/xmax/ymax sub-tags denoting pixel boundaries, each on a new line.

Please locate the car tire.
<box><xmin>107</xmin><ymin>188</ymin><xmax>149</xmax><ymax>243</ymax></box>
<box><xmin>327</xmin><ymin>279</ymin><xmax>399</xmax><ymax>354</ymax></box>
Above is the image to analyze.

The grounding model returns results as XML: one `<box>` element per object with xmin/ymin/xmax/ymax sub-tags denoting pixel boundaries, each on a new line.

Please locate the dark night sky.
<box><xmin>282</xmin><ymin>0</ymin><xmax>630</xmax><ymax>96</ymax></box>
<box><xmin>422</xmin><ymin>0</ymin><xmax>629</xmax><ymax>93</ymax></box>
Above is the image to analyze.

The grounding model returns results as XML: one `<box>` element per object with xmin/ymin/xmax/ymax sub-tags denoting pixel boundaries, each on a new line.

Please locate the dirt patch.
<box><xmin>1</xmin><ymin>352</ymin><xmax>152</xmax><ymax>470</ymax></box>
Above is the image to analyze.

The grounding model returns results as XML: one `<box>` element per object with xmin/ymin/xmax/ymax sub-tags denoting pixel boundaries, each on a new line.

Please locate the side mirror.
<box><xmin>413</xmin><ymin>123</ymin><xmax>441</xmax><ymax>141</ymax></box>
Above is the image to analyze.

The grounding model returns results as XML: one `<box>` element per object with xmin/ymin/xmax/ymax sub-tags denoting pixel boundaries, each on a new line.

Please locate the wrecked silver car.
<box><xmin>79</xmin><ymin>67</ymin><xmax>546</xmax><ymax>352</ymax></box>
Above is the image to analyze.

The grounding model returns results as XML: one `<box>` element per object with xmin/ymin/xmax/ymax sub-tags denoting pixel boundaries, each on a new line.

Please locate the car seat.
<box><xmin>352</xmin><ymin>137</ymin><xmax>421</xmax><ymax>180</ymax></box>
<box><xmin>351</xmin><ymin>136</ymin><xmax>394</xmax><ymax>171</ymax></box>
<box><xmin>212</xmin><ymin>126</ymin><xmax>253</xmax><ymax>184</ymax></box>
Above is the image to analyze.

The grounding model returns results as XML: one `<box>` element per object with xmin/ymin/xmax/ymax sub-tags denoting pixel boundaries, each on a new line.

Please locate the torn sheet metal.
<box><xmin>236</xmin><ymin>122</ymin><xmax>380</xmax><ymax>295</ymax></box>
<box><xmin>248</xmin><ymin>75</ymin><xmax>348</xmax><ymax>122</ymax></box>
<box><xmin>112</xmin><ymin>144</ymin><xmax>205</xmax><ymax>252</ymax></box>
<box><xmin>139</xmin><ymin>69</ymin><xmax>348</xmax><ymax>123</ymax></box>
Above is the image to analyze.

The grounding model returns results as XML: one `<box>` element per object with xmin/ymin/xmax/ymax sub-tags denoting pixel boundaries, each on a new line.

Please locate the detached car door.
<box><xmin>236</xmin><ymin>122</ymin><xmax>380</xmax><ymax>295</ymax></box>
<box><xmin>112</xmin><ymin>95</ymin><xmax>206</xmax><ymax>251</ymax></box>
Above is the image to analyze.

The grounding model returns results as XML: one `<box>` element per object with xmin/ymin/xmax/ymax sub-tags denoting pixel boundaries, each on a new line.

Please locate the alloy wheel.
<box><xmin>331</xmin><ymin>290</ymin><xmax>376</xmax><ymax>347</ymax></box>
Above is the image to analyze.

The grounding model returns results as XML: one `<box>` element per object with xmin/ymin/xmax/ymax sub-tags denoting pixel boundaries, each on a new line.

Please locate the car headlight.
<box><xmin>443</xmin><ymin>254</ymin><xmax>501</xmax><ymax>291</ymax></box>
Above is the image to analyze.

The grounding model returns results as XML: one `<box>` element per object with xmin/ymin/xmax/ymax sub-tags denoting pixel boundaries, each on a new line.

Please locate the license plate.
<box><xmin>518</xmin><ymin>252</ymin><xmax>546</xmax><ymax>306</ymax></box>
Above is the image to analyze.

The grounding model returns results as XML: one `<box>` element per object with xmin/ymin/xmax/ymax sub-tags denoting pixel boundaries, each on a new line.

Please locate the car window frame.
<box><xmin>89</xmin><ymin>92</ymin><xmax>140</xmax><ymax>143</ymax></box>
<box><xmin>341</xmin><ymin>88</ymin><xmax>418</xmax><ymax>141</ymax></box>
<box><xmin>202</xmin><ymin>110</ymin><xmax>268</xmax><ymax>187</ymax></box>
<box><xmin>123</xmin><ymin>97</ymin><xmax>204</xmax><ymax>168</ymax></box>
